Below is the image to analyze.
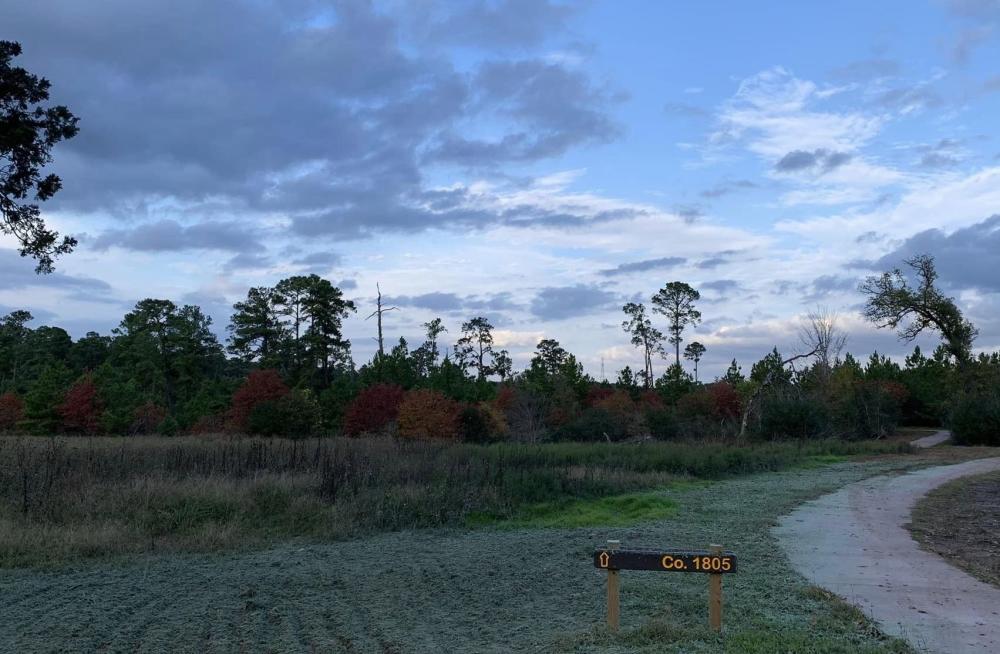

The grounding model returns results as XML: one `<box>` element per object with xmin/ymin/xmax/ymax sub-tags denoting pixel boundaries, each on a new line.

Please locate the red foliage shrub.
<box><xmin>880</xmin><ymin>380</ymin><xmax>910</xmax><ymax>406</ymax></box>
<box><xmin>707</xmin><ymin>382</ymin><xmax>742</xmax><ymax>420</ymax></box>
<box><xmin>342</xmin><ymin>383</ymin><xmax>405</xmax><ymax>436</ymax></box>
<box><xmin>130</xmin><ymin>402</ymin><xmax>167</xmax><ymax>435</ymax></box>
<box><xmin>585</xmin><ymin>386</ymin><xmax>615</xmax><ymax>407</ymax></box>
<box><xmin>493</xmin><ymin>385</ymin><xmax>517</xmax><ymax>413</ymax></box>
<box><xmin>398</xmin><ymin>389</ymin><xmax>460</xmax><ymax>439</ymax></box>
<box><xmin>675</xmin><ymin>389</ymin><xmax>716</xmax><ymax>421</ymax></box>
<box><xmin>594</xmin><ymin>389</ymin><xmax>636</xmax><ymax>416</ymax></box>
<box><xmin>229</xmin><ymin>369</ymin><xmax>290</xmax><ymax>432</ymax></box>
<box><xmin>58</xmin><ymin>374</ymin><xmax>104</xmax><ymax>434</ymax></box>
<box><xmin>638</xmin><ymin>390</ymin><xmax>665</xmax><ymax>410</ymax></box>
<box><xmin>0</xmin><ymin>392</ymin><xmax>24</xmax><ymax>431</ymax></box>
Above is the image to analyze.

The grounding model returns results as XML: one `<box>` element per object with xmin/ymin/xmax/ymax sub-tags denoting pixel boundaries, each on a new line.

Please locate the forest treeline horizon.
<box><xmin>1</xmin><ymin>254</ymin><xmax>998</xmax><ymax>446</ymax></box>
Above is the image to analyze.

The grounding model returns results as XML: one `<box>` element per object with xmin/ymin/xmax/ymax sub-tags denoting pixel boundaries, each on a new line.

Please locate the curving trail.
<box><xmin>774</xmin><ymin>455</ymin><xmax>1000</xmax><ymax>654</ymax></box>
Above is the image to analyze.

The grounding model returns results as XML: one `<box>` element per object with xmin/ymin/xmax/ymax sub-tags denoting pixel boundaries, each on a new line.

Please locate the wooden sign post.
<box><xmin>593</xmin><ymin>543</ymin><xmax>736</xmax><ymax>633</ymax></box>
<box><xmin>606</xmin><ymin>540</ymin><xmax>620</xmax><ymax>632</ymax></box>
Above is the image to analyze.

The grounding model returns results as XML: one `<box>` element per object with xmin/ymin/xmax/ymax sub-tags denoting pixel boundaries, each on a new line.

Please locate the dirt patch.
<box><xmin>910</xmin><ymin>470</ymin><xmax>1000</xmax><ymax>588</ymax></box>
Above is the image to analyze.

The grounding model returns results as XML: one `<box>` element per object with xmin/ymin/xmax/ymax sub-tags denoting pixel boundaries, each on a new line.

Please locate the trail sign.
<box><xmin>593</xmin><ymin>548</ymin><xmax>737</xmax><ymax>574</ymax></box>
<box><xmin>594</xmin><ymin>543</ymin><xmax>736</xmax><ymax>633</ymax></box>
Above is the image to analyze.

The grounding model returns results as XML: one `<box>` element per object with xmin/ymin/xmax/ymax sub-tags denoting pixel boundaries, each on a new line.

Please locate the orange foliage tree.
<box><xmin>398</xmin><ymin>388</ymin><xmax>459</xmax><ymax>439</ymax></box>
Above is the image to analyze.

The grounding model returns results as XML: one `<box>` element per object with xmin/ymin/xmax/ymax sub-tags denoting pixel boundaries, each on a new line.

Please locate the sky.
<box><xmin>3</xmin><ymin>0</ymin><xmax>1000</xmax><ymax>379</ymax></box>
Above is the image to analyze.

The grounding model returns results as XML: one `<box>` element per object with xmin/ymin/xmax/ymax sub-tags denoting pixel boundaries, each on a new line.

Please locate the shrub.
<box><xmin>130</xmin><ymin>402</ymin><xmax>167</xmax><ymax>435</ymax></box>
<box><xmin>459</xmin><ymin>402</ymin><xmax>510</xmax><ymax>443</ymax></box>
<box><xmin>343</xmin><ymin>383</ymin><xmax>405</xmax><ymax>436</ymax></box>
<box><xmin>398</xmin><ymin>389</ymin><xmax>460</xmax><ymax>439</ymax></box>
<box><xmin>247</xmin><ymin>390</ymin><xmax>320</xmax><ymax>437</ymax></box>
<box><xmin>228</xmin><ymin>370</ymin><xmax>289</xmax><ymax>432</ymax></box>
<box><xmin>0</xmin><ymin>393</ymin><xmax>24</xmax><ymax>432</ymax></box>
<box><xmin>59</xmin><ymin>374</ymin><xmax>104</xmax><ymax>434</ymax></box>
<box><xmin>950</xmin><ymin>391</ymin><xmax>1000</xmax><ymax>446</ymax></box>
<box><xmin>188</xmin><ymin>413</ymin><xmax>225</xmax><ymax>435</ymax></box>
<box><xmin>645</xmin><ymin>407</ymin><xmax>679</xmax><ymax>440</ymax></box>
<box><xmin>585</xmin><ymin>385</ymin><xmax>615</xmax><ymax>407</ymax></box>
<box><xmin>707</xmin><ymin>382</ymin><xmax>742</xmax><ymax>420</ymax></box>
<box><xmin>755</xmin><ymin>391</ymin><xmax>828</xmax><ymax>440</ymax></box>
<box><xmin>556</xmin><ymin>407</ymin><xmax>630</xmax><ymax>442</ymax></box>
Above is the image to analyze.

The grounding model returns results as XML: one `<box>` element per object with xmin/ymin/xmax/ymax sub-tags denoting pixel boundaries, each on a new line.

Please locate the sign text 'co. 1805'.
<box><xmin>593</xmin><ymin>548</ymin><xmax>737</xmax><ymax>574</ymax></box>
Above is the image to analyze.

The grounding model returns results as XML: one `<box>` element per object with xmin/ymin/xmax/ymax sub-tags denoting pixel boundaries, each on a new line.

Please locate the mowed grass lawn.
<box><xmin>0</xmin><ymin>434</ymin><xmax>940</xmax><ymax>652</ymax></box>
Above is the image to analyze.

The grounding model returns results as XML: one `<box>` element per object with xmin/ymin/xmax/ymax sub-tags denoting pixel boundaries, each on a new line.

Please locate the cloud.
<box><xmin>701</xmin><ymin>279</ymin><xmax>740</xmax><ymax>295</ymax></box>
<box><xmin>599</xmin><ymin>256</ymin><xmax>687</xmax><ymax>277</ymax></box>
<box><xmin>384</xmin><ymin>292</ymin><xmax>464</xmax><ymax>312</ymax></box>
<box><xmin>870</xmin><ymin>214</ymin><xmax>1000</xmax><ymax>293</ymax></box>
<box><xmin>699</xmin><ymin>179</ymin><xmax>757</xmax><ymax>199</ymax></box>
<box><xmin>404</xmin><ymin>0</ymin><xmax>578</xmax><ymax>49</ymax></box>
<box><xmin>774</xmin><ymin>148</ymin><xmax>852</xmax><ymax>174</ymax></box>
<box><xmin>663</xmin><ymin>102</ymin><xmax>709</xmax><ymax>118</ymax></box>
<box><xmin>293</xmin><ymin>252</ymin><xmax>342</xmax><ymax>267</ymax></box>
<box><xmin>829</xmin><ymin>58</ymin><xmax>899</xmax><ymax>81</ymax></box>
<box><xmin>0</xmin><ymin>249</ymin><xmax>115</xmax><ymax>298</ymax></box>
<box><xmin>530</xmin><ymin>284</ymin><xmax>619</xmax><ymax>320</ymax></box>
<box><xmin>875</xmin><ymin>85</ymin><xmax>943</xmax><ymax>114</ymax></box>
<box><xmin>92</xmin><ymin>220</ymin><xmax>264</xmax><ymax>253</ymax></box>
<box><xmin>986</xmin><ymin>74</ymin><xmax>1000</xmax><ymax>93</ymax></box>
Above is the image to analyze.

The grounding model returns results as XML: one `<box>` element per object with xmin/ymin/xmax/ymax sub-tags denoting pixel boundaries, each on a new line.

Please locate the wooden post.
<box><xmin>607</xmin><ymin>539</ymin><xmax>620</xmax><ymax>632</ymax></box>
<box><xmin>708</xmin><ymin>544</ymin><xmax>723</xmax><ymax>633</ymax></box>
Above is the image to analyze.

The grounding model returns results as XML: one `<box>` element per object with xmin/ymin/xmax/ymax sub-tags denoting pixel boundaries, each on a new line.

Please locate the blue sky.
<box><xmin>3</xmin><ymin>0</ymin><xmax>1000</xmax><ymax>379</ymax></box>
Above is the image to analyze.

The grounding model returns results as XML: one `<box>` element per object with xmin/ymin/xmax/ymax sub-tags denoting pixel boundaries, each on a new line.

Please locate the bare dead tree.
<box><xmin>798</xmin><ymin>307</ymin><xmax>847</xmax><ymax>371</ymax></box>
<box><xmin>365</xmin><ymin>283</ymin><xmax>399</xmax><ymax>359</ymax></box>
<box><xmin>737</xmin><ymin>313</ymin><xmax>847</xmax><ymax>439</ymax></box>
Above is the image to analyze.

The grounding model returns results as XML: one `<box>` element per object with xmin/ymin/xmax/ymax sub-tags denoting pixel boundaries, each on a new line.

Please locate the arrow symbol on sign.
<box><xmin>599</xmin><ymin>551</ymin><xmax>610</xmax><ymax>568</ymax></box>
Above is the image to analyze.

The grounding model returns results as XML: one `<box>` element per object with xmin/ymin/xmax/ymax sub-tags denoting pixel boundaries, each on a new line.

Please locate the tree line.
<box><xmin>1</xmin><ymin>255</ymin><xmax>998</xmax><ymax>445</ymax></box>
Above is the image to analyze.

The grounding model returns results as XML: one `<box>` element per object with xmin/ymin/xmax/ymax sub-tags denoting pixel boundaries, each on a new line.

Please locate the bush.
<box><xmin>59</xmin><ymin>374</ymin><xmax>104</xmax><ymax>434</ymax></box>
<box><xmin>645</xmin><ymin>407</ymin><xmax>679</xmax><ymax>440</ymax></box>
<box><xmin>228</xmin><ymin>369</ymin><xmax>289</xmax><ymax>432</ymax></box>
<box><xmin>247</xmin><ymin>390</ymin><xmax>320</xmax><ymax>437</ymax></box>
<box><xmin>754</xmin><ymin>392</ymin><xmax>828</xmax><ymax>440</ymax></box>
<box><xmin>0</xmin><ymin>392</ymin><xmax>24</xmax><ymax>432</ymax></box>
<box><xmin>130</xmin><ymin>402</ymin><xmax>167</xmax><ymax>435</ymax></box>
<box><xmin>458</xmin><ymin>402</ymin><xmax>509</xmax><ymax>443</ymax></box>
<box><xmin>950</xmin><ymin>391</ymin><xmax>1000</xmax><ymax>446</ymax></box>
<box><xmin>556</xmin><ymin>407</ymin><xmax>630</xmax><ymax>442</ymax></box>
<box><xmin>343</xmin><ymin>383</ymin><xmax>405</xmax><ymax>436</ymax></box>
<box><xmin>398</xmin><ymin>389</ymin><xmax>460</xmax><ymax>439</ymax></box>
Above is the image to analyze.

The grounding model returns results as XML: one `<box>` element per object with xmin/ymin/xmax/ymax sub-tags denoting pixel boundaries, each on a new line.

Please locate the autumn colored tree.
<box><xmin>130</xmin><ymin>401</ymin><xmax>167</xmax><ymax>435</ymax></box>
<box><xmin>58</xmin><ymin>374</ymin><xmax>103</xmax><ymax>433</ymax></box>
<box><xmin>0</xmin><ymin>392</ymin><xmax>24</xmax><ymax>431</ymax></box>
<box><xmin>228</xmin><ymin>369</ymin><xmax>289</xmax><ymax>432</ymax></box>
<box><xmin>397</xmin><ymin>388</ymin><xmax>460</xmax><ymax>439</ymax></box>
<box><xmin>342</xmin><ymin>383</ymin><xmax>405</xmax><ymax>436</ymax></box>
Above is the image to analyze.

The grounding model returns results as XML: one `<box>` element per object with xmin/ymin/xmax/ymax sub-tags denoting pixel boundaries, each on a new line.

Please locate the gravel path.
<box><xmin>910</xmin><ymin>430</ymin><xmax>951</xmax><ymax>448</ymax></box>
<box><xmin>774</xmin><ymin>457</ymin><xmax>1000</xmax><ymax>654</ymax></box>
<box><xmin>1</xmin><ymin>459</ymin><xmax>919</xmax><ymax>654</ymax></box>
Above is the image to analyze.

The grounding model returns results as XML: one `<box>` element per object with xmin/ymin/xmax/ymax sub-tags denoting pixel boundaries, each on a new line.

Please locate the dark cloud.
<box><xmin>530</xmin><ymin>284</ymin><xmax>618</xmax><ymax>320</ymax></box>
<box><xmin>829</xmin><ymin>58</ymin><xmax>899</xmax><ymax>81</ymax></box>
<box><xmin>9</xmin><ymin>0</ymin><xmax>618</xmax><ymax>244</ymax></box>
<box><xmin>804</xmin><ymin>274</ymin><xmax>859</xmax><ymax>301</ymax></box>
<box><xmin>675</xmin><ymin>205</ymin><xmax>704</xmax><ymax>223</ymax></box>
<box><xmin>224</xmin><ymin>253</ymin><xmax>271</xmax><ymax>271</ymax></box>
<box><xmin>871</xmin><ymin>215</ymin><xmax>1000</xmax><ymax>293</ymax></box>
<box><xmin>701</xmin><ymin>279</ymin><xmax>739</xmax><ymax>295</ymax></box>
<box><xmin>428</xmin><ymin>59</ymin><xmax>622</xmax><ymax>166</ymax></box>
<box><xmin>92</xmin><ymin>220</ymin><xmax>264</xmax><ymax>253</ymax></box>
<box><xmin>855</xmin><ymin>231</ymin><xmax>885</xmax><ymax>244</ymax></box>
<box><xmin>953</xmin><ymin>25</ymin><xmax>994</xmax><ymax>63</ymax></box>
<box><xmin>774</xmin><ymin>149</ymin><xmax>852</xmax><ymax>174</ymax></box>
<box><xmin>599</xmin><ymin>256</ymin><xmax>686</xmax><ymax>277</ymax></box>
<box><xmin>293</xmin><ymin>252</ymin><xmax>343</xmax><ymax>267</ymax></box>
<box><xmin>404</xmin><ymin>0</ymin><xmax>578</xmax><ymax>49</ymax></box>
<box><xmin>338</xmin><ymin>278</ymin><xmax>358</xmax><ymax>291</ymax></box>
<box><xmin>699</xmin><ymin>179</ymin><xmax>757</xmax><ymax>199</ymax></box>
<box><xmin>916</xmin><ymin>138</ymin><xmax>962</xmax><ymax>168</ymax></box>
<box><xmin>384</xmin><ymin>292</ymin><xmax>464</xmax><ymax>312</ymax></box>
<box><xmin>0</xmin><ymin>249</ymin><xmax>115</xmax><ymax>299</ymax></box>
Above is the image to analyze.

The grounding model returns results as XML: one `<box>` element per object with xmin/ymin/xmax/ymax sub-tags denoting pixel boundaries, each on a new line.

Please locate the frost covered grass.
<box><xmin>0</xmin><ymin>434</ymin><xmax>911</xmax><ymax>567</ymax></box>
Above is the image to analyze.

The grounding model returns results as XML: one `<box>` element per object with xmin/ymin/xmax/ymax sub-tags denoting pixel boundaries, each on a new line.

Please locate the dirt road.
<box><xmin>775</xmin><ymin>457</ymin><xmax>1000</xmax><ymax>653</ymax></box>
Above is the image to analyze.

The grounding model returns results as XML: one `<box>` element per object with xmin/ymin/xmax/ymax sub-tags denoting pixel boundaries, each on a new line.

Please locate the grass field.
<box><xmin>0</xmin><ymin>452</ymin><xmax>931</xmax><ymax>653</ymax></box>
<box><xmin>0</xmin><ymin>434</ymin><xmax>911</xmax><ymax>567</ymax></box>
